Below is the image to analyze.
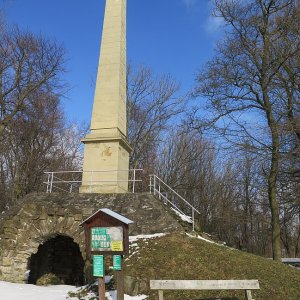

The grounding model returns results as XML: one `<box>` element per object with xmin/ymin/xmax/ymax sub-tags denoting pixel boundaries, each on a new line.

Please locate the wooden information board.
<box><xmin>80</xmin><ymin>208</ymin><xmax>133</xmax><ymax>300</ymax></box>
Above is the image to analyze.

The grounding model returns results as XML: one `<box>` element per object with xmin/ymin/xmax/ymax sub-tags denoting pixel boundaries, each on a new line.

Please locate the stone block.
<box><xmin>83</xmin><ymin>208</ymin><xmax>94</xmax><ymax>216</ymax></box>
<box><xmin>22</xmin><ymin>204</ymin><xmax>37</xmax><ymax>217</ymax></box>
<box><xmin>2</xmin><ymin>257</ymin><xmax>12</xmax><ymax>266</ymax></box>
<box><xmin>1</xmin><ymin>266</ymin><xmax>13</xmax><ymax>275</ymax></box>
<box><xmin>4</xmin><ymin>227</ymin><xmax>18</xmax><ymax>234</ymax></box>
<box><xmin>4</xmin><ymin>233</ymin><xmax>17</xmax><ymax>240</ymax></box>
<box><xmin>39</xmin><ymin>212</ymin><xmax>48</xmax><ymax>220</ymax></box>
<box><xmin>74</xmin><ymin>214</ymin><xmax>83</xmax><ymax>221</ymax></box>
<box><xmin>3</xmin><ymin>220</ymin><xmax>15</xmax><ymax>228</ymax></box>
<box><xmin>124</xmin><ymin>276</ymin><xmax>147</xmax><ymax>296</ymax></box>
<box><xmin>47</xmin><ymin>208</ymin><xmax>56</xmax><ymax>216</ymax></box>
<box><xmin>56</xmin><ymin>208</ymin><xmax>66</xmax><ymax>216</ymax></box>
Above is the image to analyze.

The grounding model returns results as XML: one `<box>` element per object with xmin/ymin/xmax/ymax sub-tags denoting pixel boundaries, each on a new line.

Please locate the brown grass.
<box><xmin>124</xmin><ymin>232</ymin><xmax>300</xmax><ymax>300</ymax></box>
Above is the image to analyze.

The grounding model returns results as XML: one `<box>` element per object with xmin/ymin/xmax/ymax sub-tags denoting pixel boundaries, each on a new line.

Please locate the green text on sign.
<box><xmin>93</xmin><ymin>255</ymin><xmax>104</xmax><ymax>277</ymax></box>
<box><xmin>113</xmin><ymin>255</ymin><xmax>122</xmax><ymax>270</ymax></box>
<box><xmin>92</xmin><ymin>228</ymin><xmax>107</xmax><ymax>235</ymax></box>
<box><xmin>91</xmin><ymin>227</ymin><xmax>111</xmax><ymax>250</ymax></box>
<box><xmin>91</xmin><ymin>227</ymin><xmax>123</xmax><ymax>251</ymax></box>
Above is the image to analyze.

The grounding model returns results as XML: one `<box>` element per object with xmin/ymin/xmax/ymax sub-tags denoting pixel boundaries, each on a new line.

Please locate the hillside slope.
<box><xmin>124</xmin><ymin>233</ymin><xmax>300</xmax><ymax>300</ymax></box>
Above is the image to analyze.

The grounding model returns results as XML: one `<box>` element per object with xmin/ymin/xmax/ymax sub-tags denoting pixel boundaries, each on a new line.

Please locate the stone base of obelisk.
<box><xmin>79</xmin><ymin>183</ymin><xmax>128</xmax><ymax>194</ymax></box>
<box><xmin>79</xmin><ymin>132</ymin><xmax>131</xmax><ymax>194</ymax></box>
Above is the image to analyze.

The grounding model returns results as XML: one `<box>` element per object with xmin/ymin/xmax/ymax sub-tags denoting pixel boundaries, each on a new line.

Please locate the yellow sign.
<box><xmin>111</xmin><ymin>241</ymin><xmax>123</xmax><ymax>251</ymax></box>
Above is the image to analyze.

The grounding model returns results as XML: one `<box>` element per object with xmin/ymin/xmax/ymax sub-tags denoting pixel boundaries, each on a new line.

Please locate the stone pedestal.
<box><xmin>80</xmin><ymin>129</ymin><xmax>131</xmax><ymax>193</ymax></box>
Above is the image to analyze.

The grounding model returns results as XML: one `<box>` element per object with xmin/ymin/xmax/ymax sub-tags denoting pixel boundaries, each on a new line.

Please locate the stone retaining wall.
<box><xmin>0</xmin><ymin>193</ymin><xmax>182</xmax><ymax>282</ymax></box>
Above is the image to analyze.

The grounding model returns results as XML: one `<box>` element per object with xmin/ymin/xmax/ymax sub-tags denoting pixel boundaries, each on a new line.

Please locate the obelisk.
<box><xmin>80</xmin><ymin>0</ymin><xmax>131</xmax><ymax>193</ymax></box>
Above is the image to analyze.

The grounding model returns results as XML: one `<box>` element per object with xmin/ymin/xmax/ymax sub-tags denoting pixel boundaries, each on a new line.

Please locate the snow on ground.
<box><xmin>0</xmin><ymin>235</ymin><xmax>166</xmax><ymax>300</ymax></box>
<box><xmin>170</xmin><ymin>207</ymin><xmax>193</xmax><ymax>224</ymax></box>
<box><xmin>106</xmin><ymin>290</ymin><xmax>147</xmax><ymax>300</ymax></box>
<box><xmin>0</xmin><ymin>281</ymin><xmax>77</xmax><ymax>300</ymax></box>
<box><xmin>129</xmin><ymin>233</ymin><xmax>166</xmax><ymax>243</ymax></box>
<box><xmin>0</xmin><ymin>281</ymin><xmax>148</xmax><ymax>300</ymax></box>
<box><xmin>186</xmin><ymin>232</ymin><xmax>226</xmax><ymax>246</ymax></box>
<box><xmin>127</xmin><ymin>233</ymin><xmax>167</xmax><ymax>261</ymax></box>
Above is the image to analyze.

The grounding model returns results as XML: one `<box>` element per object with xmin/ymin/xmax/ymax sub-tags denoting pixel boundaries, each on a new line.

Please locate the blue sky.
<box><xmin>1</xmin><ymin>0</ymin><xmax>223</xmax><ymax>124</ymax></box>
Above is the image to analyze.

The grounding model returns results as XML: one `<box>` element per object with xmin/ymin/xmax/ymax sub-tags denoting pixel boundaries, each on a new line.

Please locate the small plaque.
<box><xmin>93</xmin><ymin>255</ymin><xmax>104</xmax><ymax>277</ymax></box>
<box><xmin>111</xmin><ymin>241</ymin><xmax>123</xmax><ymax>251</ymax></box>
<box><xmin>113</xmin><ymin>255</ymin><xmax>122</xmax><ymax>271</ymax></box>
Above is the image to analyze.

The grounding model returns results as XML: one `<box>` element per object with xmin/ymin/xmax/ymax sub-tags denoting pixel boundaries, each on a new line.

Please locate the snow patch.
<box><xmin>0</xmin><ymin>281</ymin><xmax>148</xmax><ymax>300</ymax></box>
<box><xmin>0</xmin><ymin>281</ymin><xmax>77</xmax><ymax>300</ymax></box>
<box><xmin>107</xmin><ymin>290</ymin><xmax>148</xmax><ymax>299</ymax></box>
<box><xmin>170</xmin><ymin>207</ymin><xmax>192</xmax><ymax>224</ymax></box>
<box><xmin>129</xmin><ymin>233</ymin><xmax>166</xmax><ymax>243</ymax></box>
<box><xmin>186</xmin><ymin>233</ymin><xmax>225</xmax><ymax>246</ymax></box>
<box><xmin>127</xmin><ymin>233</ymin><xmax>166</xmax><ymax>260</ymax></box>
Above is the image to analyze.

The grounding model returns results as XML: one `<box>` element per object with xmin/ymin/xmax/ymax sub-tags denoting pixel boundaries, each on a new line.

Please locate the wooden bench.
<box><xmin>150</xmin><ymin>280</ymin><xmax>260</xmax><ymax>300</ymax></box>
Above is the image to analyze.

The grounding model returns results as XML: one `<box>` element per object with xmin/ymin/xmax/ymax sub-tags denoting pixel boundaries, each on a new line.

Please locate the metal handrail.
<box><xmin>43</xmin><ymin>169</ymin><xmax>143</xmax><ymax>193</ymax></box>
<box><xmin>149</xmin><ymin>174</ymin><xmax>200</xmax><ymax>231</ymax></box>
<box><xmin>150</xmin><ymin>174</ymin><xmax>201</xmax><ymax>214</ymax></box>
<box><xmin>44</xmin><ymin>169</ymin><xmax>142</xmax><ymax>174</ymax></box>
<box><xmin>154</xmin><ymin>189</ymin><xmax>188</xmax><ymax>218</ymax></box>
<box><xmin>43</xmin><ymin>170</ymin><xmax>199</xmax><ymax>230</ymax></box>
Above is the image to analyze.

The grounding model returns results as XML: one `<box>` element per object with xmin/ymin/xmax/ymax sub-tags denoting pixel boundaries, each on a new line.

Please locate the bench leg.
<box><xmin>158</xmin><ymin>290</ymin><xmax>164</xmax><ymax>300</ymax></box>
<box><xmin>245</xmin><ymin>290</ymin><xmax>254</xmax><ymax>300</ymax></box>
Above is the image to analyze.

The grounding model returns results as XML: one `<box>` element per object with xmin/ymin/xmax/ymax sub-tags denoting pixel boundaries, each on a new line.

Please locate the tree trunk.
<box><xmin>261</xmin><ymin>15</ymin><xmax>282</xmax><ymax>260</ymax></box>
<box><xmin>266</xmin><ymin>106</ymin><xmax>282</xmax><ymax>261</ymax></box>
<box><xmin>268</xmin><ymin>173</ymin><xmax>281</xmax><ymax>260</ymax></box>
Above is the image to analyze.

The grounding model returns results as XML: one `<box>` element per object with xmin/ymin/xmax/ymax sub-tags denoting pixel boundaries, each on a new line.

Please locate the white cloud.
<box><xmin>181</xmin><ymin>0</ymin><xmax>224</xmax><ymax>34</ymax></box>
<box><xmin>205</xmin><ymin>15</ymin><xmax>224</xmax><ymax>33</ymax></box>
<box><xmin>182</xmin><ymin>0</ymin><xmax>198</xmax><ymax>9</ymax></box>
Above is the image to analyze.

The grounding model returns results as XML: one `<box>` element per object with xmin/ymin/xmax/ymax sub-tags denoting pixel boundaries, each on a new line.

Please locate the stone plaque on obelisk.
<box><xmin>80</xmin><ymin>0</ymin><xmax>131</xmax><ymax>193</ymax></box>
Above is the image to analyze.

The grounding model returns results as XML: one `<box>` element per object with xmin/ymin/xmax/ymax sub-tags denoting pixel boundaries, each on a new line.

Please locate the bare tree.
<box><xmin>193</xmin><ymin>0</ymin><xmax>300</xmax><ymax>260</ymax></box>
<box><xmin>0</xmin><ymin>24</ymin><xmax>65</xmax><ymax>135</ymax></box>
<box><xmin>0</xmin><ymin>21</ymin><xmax>87</xmax><ymax>210</ymax></box>
<box><xmin>127</xmin><ymin>64</ymin><xmax>184</xmax><ymax>189</ymax></box>
<box><xmin>156</xmin><ymin>128</ymin><xmax>234</xmax><ymax>245</ymax></box>
<box><xmin>0</xmin><ymin>89</ymin><xmax>85</xmax><ymax>205</ymax></box>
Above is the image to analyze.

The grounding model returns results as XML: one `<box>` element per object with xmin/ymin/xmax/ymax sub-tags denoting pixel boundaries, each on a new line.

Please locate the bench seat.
<box><xmin>150</xmin><ymin>279</ymin><xmax>260</xmax><ymax>300</ymax></box>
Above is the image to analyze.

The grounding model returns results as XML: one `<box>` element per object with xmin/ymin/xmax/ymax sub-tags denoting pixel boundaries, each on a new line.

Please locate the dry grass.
<box><xmin>124</xmin><ymin>232</ymin><xmax>300</xmax><ymax>300</ymax></box>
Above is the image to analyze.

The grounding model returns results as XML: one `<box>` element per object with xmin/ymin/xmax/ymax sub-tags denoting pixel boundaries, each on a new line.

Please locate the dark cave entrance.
<box><xmin>28</xmin><ymin>235</ymin><xmax>84</xmax><ymax>286</ymax></box>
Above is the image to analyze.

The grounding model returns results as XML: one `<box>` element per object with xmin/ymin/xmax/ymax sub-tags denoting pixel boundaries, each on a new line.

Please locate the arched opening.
<box><xmin>28</xmin><ymin>235</ymin><xmax>84</xmax><ymax>286</ymax></box>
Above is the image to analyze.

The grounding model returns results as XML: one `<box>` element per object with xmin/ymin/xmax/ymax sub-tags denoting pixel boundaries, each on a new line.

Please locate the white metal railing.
<box><xmin>43</xmin><ymin>170</ymin><xmax>199</xmax><ymax>230</ymax></box>
<box><xmin>149</xmin><ymin>174</ymin><xmax>200</xmax><ymax>231</ymax></box>
<box><xmin>44</xmin><ymin>169</ymin><xmax>143</xmax><ymax>193</ymax></box>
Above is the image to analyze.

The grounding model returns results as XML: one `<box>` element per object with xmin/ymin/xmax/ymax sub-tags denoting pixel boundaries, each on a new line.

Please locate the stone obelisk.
<box><xmin>80</xmin><ymin>0</ymin><xmax>131</xmax><ymax>193</ymax></box>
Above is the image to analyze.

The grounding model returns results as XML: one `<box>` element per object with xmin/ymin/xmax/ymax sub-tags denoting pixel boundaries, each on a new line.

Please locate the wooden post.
<box><xmin>116</xmin><ymin>257</ymin><xmax>124</xmax><ymax>300</ymax></box>
<box><xmin>245</xmin><ymin>290</ymin><xmax>253</xmax><ymax>300</ymax></box>
<box><xmin>98</xmin><ymin>277</ymin><xmax>105</xmax><ymax>300</ymax></box>
<box><xmin>158</xmin><ymin>290</ymin><xmax>164</xmax><ymax>300</ymax></box>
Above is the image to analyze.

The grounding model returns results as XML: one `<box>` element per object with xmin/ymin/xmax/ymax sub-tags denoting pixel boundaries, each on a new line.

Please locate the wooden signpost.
<box><xmin>93</xmin><ymin>255</ymin><xmax>105</xmax><ymax>299</ymax></box>
<box><xmin>80</xmin><ymin>208</ymin><xmax>133</xmax><ymax>300</ymax></box>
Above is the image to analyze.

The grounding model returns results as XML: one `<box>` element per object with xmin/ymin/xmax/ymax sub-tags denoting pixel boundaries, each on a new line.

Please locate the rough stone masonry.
<box><xmin>0</xmin><ymin>193</ymin><xmax>181</xmax><ymax>283</ymax></box>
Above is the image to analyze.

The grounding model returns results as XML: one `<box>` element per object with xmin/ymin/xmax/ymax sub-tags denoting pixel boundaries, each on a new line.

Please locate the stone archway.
<box><xmin>0</xmin><ymin>201</ymin><xmax>87</xmax><ymax>283</ymax></box>
<box><xmin>28</xmin><ymin>235</ymin><xmax>84</xmax><ymax>286</ymax></box>
<box><xmin>0</xmin><ymin>193</ymin><xmax>181</xmax><ymax>283</ymax></box>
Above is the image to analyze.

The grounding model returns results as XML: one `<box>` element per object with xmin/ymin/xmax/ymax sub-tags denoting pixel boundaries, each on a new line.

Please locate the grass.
<box><xmin>124</xmin><ymin>232</ymin><xmax>300</xmax><ymax>300</ymax></box>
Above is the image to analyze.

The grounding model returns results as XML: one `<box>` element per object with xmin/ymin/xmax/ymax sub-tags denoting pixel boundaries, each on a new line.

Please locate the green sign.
<box><xmin>91</xmin><ymin>227</ymin><xmax>123</xmax><ymax>252</ymax></box>
<box><xmin>91</xmin><ymin>227</ymin><xmax>111</xmax><ymax>250</ymax></box>
<box><xmin>113</xmin><ymin>255</ymin><xmax>122</xmax><ymax>271</ymax></box>
<box><xmin>93</xmin><ymin>255</ymin><xmax>104</xmax><ymax>277</ymax></box>
<box><xmin>92</xmin><ymin>228</ymin><xmax>107</xmax><ymax>235</ymax></box>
